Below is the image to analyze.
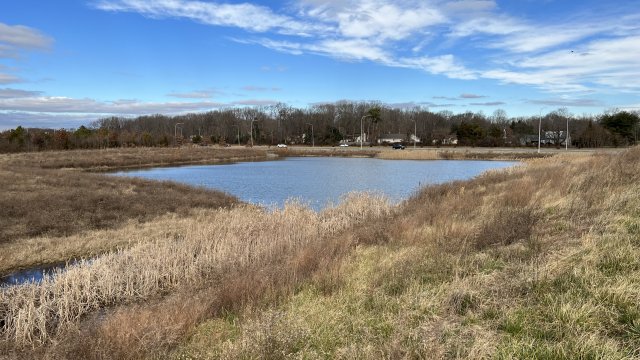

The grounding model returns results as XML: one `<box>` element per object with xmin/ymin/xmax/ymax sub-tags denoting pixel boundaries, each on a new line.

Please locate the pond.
<box><xmin>2</xmin><ymin>157</ymin><xmax>517</xmax><ymax>286</ymax></box>
<box><xmin>111</xmin><ymin>157</ymin><xmax>517</xmax><ymax>210</ymax></box>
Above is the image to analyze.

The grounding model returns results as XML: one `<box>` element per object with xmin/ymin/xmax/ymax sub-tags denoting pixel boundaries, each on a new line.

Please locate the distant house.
<box><xmin>377</xmin><ymin>133</ymin><xmax>405</xmax><ymax>144</ymax></box>
<box><xmin>433</xmin><ymin>135</ymin><xmax>458</xmax><ymax>145</ymax></box>
<box><xmin>520</xmin><ymin>131</ymin><xmax>570</xmax><ymax>146</ymax></box>
<box><xmin>354</xmin><ymin>133</ymin><xmax>368</xmax><ymax>144</ymax></box>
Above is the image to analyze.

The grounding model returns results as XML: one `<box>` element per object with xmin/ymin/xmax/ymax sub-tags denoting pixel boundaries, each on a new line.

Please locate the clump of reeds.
<box><xmin>0</xmin><ymin>193</ymin><xmax>393</xmax><ymax>345</ymax></box>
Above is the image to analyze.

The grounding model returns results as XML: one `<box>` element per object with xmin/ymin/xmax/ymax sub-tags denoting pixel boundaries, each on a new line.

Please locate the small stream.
<box><xmin>1</xmin><ymin>260</ymin><xmax>82</xmax><ymax>287</ymax></box>
<box><xmin>1</xmin><ymin>263</ymin><xmax>67</xmax><ymax>286</ymax></box>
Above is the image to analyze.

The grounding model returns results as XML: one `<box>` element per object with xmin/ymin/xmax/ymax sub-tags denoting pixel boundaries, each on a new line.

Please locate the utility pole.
<box><xmin>538</xmin><ymin>107</ymin><xmax>546</xmax><ymax>153</ymax></box>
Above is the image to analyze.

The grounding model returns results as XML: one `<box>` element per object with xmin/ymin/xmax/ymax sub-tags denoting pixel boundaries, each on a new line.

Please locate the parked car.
<box><xmin>339</xmin><ymin>144</ymin><xmax>349</xmax><ymax>147</ymax></box>
<box><xmin>276</xmin><ymin>144</ymin><xmax>288</xmax><ymax>148</ymax></box>
<box><xmin>392</xmin><ymin>143</ymin><xmax>405</xmax><ymax>150</ymax></box>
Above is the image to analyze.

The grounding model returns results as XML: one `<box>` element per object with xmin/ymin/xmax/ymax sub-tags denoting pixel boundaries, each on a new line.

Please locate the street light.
<box><xmin>537</xmin><ymin>107</ymin><xmax>547</xmax><ymax>154</ymax></box>
<box><xmin>360</xmin><ymin>114</ymin><xmax>371</xmax><ymax>149</ymax></box>
<box><xmin>306</xmin><ymin>123</ymin><xmax>314</xmax><ymax>147</ymax></box>
<box><xmin>566</xmin><ymin>114</ymin><xmax>570</xmax><ymax>151</ymax></box>
<box><xmin>174</xmin><ymin>122</ymin><xmax>183</xmax><ymax>146</ymax></box>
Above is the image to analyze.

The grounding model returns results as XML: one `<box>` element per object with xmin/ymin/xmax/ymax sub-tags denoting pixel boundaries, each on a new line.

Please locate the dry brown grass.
<box><xmin>377</xmin><ymin>148</ymin><xmax>554</xmax><ymax>161</ymax></box>
<box><xmin>0</xmin><ymin>194</ymin><xmax>393</xmax><ymax>349</ymax></box>
<box><xmin>0</xmin><ymin>146</ymin><xmax>267</xmax><ymax>171</ymax></box>
<box><xmin>0</xmin><ymin>147</ymin><xmax>267</xmax><ymax>273</ymax></box>
<box><xmin>2</xmin><ymin>146</ymin><xmax>638</xmax><ymax>359</ymax></box>
<box><xmin>168</xmin><ymin>147</ymin><xmax>640</xmax><ymax>359</ymax></box>
<box><xmin>0</xmin><ymin>167</ymin><xmax>237</xmax><ymax>245</ymax></box>
<box><xmin>273</xmin><ymin>147</ymin><xmax>379</xmax><ymax>158</ymax></box>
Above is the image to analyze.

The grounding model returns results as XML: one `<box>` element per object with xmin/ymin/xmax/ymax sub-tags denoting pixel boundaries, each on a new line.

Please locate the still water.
<box><xmin>2</xmin><ymin>157</ymin><xmax>516</xmax><ymax>286</ymax></box>
<box><xmin>111</xmin><ymin>157</ymin><xmax>517</xmax><ymax>210</ymax></box>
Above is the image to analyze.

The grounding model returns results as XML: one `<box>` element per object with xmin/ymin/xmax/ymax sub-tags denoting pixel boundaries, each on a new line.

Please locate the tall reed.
<box><xmin>0</xmin><ymin>193</ymin><xmax>393</xmax><ymax>345</ymax></box>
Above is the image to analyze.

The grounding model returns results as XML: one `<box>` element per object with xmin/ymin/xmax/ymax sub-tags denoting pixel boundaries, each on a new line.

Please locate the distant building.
<box><xmin>520</xmin><ymin>131</ymin><xmax>570</xmax><ymax>146</ymax></box>
<box><xmin>354</xmin><ymin>133</ymin><xmax>368</xmax><ymax>144</ymax></box>
<box><xmin>433</xmin><ymin>135</ymin><xmax>458</xmax><ymax>145</ymax></box>
<box><xmin>377</xmin><ymin>133</ymin><xmax>405</xmax><ymax>144</ymax></box>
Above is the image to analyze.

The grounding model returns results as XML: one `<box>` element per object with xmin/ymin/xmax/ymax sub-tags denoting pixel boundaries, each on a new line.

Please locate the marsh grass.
<box><xmin>0</xmin><ymin>167</ymin><xmax>237</xmax><ymax>246</ymax></box>
<box><xmin>0</xmin><ymin>147</ymin><xmax>266</xmax><ymax>272</ymax></box>
<box><xmin>172</xmin><ymin>147</ymin><xmax>640</xmax><ymax>359</ymax></box>
<box><xmin>2</xmin><ymin>146</ymin><xmax>639</xmax><ymax>359</ymax></box>
<box><xmin>376</xmin><ymin>148</ymin><xmax>553</xmax><ymax>161</ymax></box>
<box><xmin>0</xmin><ymin>194</ymin><xmax>392</xmax><ymax>349</ymax></box>
<box><xmin>0</xmin><ymin>147</ymin><xmax>266</xmax><ymax>171</ymax></box>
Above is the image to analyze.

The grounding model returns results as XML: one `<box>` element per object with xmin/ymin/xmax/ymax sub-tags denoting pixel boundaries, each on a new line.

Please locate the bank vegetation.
<box><xmin>0</xmin><ymin>146</ymin><xmax>638</xmax><ymax>359</ymax></box>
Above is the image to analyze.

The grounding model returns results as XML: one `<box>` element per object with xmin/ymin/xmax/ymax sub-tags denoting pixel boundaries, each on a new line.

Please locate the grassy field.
<box><xmin>0</xmin><ymin>146</ymin><xmax>267</xmax><ymax>171</ymax></box>
<box><xmin>1</xmin><ymin>146</ymin><xmax>638</xmax><ymax>359</ymax></box>
<box><xmin>169</xmin><ymin>148</ymin><xmax>640</xmax><ymax>359</ymax></box>
<box><xmin>0</xmin><ymin>147</ymin><xmax>266</xmax><ymax>274</ymax></box>
<box><xmin>272</xmin><ymin>145</ymin><xmax>615</xmax><ymax>161</ymax></box>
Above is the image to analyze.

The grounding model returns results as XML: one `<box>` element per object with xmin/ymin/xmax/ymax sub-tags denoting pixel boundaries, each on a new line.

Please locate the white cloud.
<box><xmin>397</xmin><ymin>55</ymin><xmax>477</xmax><ymax>80</ymax></box>
<box><xmin>0</xmin><ymin>22</ymin><xmax>52</xmax><ymax>51</ymax></box>
<box><xmin>167</xmin><ymin>90</ymin><xmax>220</xmax><ymax>99</ymax></box>
<box><xmin>470</xmin><ymin>101</ymin><xmax>505</xmax><ymax>106</ymax></box>
<box><xmin>0</xmin><ymin>88</ymin><xmax>43</xmax><ymax>98</ymax></box>
<box><xmin>0</xmin><ymin>95</ymin><xmax>224</xmax><ymax>114</ymax></box>
<box><xmin>460</xmin><ymin>93</ymin><xmax>486</xmax><ymax>99</ymax></box>
<box><xmin>0</xmin><ymin>22</ymin><xmax>53</xmax><ymax>85</ymax></box>
<box><xmin>0</xmin><ymin>73</ymin><xmax>23</xmax><ymax>84</ymax></box>
<box><xmin>95</xmin><ymin>0</ymin><xmax>326</xmax><ymax>36</ymax></box>
<box><xmin>94</xmin><ymin>0</ymin><xmax>640</xmax><ymax>97</ymax></box>
<box><xmin>330</xmin><ymin>1</ymin><xmax>446</xmax><ymax>40</ymax></box>
<box><xmin>483</xmin><ymin>33</ymin><xmax>640</xmax><ymax>93</ymax></box>
<box><xmin>242</xmin><ymin>86</ymin><xmax>281</xmax><ymax>92</ymax></box>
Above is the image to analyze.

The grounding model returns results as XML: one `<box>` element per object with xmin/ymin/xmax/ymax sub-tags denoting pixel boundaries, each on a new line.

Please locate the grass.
<box><xmin>1</xmin><ymin>146</ymin><xmax>638</xmax><ymax>359</ymax></box>
<box><xmin>169</xmin><ymin>147</ymin><xmax>640</xmax><ymax>359</ymax></box>
<box><xmin>376</xmin><ymin>148</ymin><xmax>554</xmax><ymax>161</ymax></box>
<box><xmin>0</xmin><ymin>194</ymin><xmax>392</xmax><ymax>353</ymax></box>
<box><xmin>0</xmin><ymin>147</ymin><xmax>267</xmax><ymax>274</ymax></box>
<box><xmin>0</xmin><ymin>146</ymin><xmax>267</xmax><ymax>171</ymax></box>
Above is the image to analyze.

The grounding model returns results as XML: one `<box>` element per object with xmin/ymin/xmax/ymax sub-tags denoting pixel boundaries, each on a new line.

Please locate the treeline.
<box><xmin>1</xmin><ymin>102</ymin><xmax>638</xmax><ymax>152</ymax></box>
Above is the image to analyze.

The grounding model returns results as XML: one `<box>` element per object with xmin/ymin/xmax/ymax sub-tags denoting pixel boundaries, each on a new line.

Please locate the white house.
<box><xmin>377</xmin><ymin>134</ymin><xmax>405</xmax><ymax>144</ymax></box>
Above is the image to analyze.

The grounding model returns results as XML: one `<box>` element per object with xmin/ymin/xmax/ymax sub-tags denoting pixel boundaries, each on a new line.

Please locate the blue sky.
<box><xmin>1</xmin><ymin>0</ymin><xmax>639</xmax><ymax>129</ymax></box>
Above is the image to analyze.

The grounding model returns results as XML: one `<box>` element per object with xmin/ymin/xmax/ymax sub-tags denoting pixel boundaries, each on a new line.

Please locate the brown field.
<box><xmin>0</xmin><ymin>146</ymin><xmax>267</xmax><ymax>171</ymax></box>
<box><xmin>1</xmin><ymin>146</ymin><xmax>639</xmax><ymax>359</ymax></box>
<box><xmin>271</xmin><ymin>145</ymin><xmax>618</xmax><ymax>161</ymax></box>
<box><xmin>0</xmin><ymin>147</ymin><xmax>267</xmax><ymax>274</ymax></box>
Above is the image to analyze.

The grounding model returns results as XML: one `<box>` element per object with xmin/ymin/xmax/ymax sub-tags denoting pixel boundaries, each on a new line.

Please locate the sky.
<box><xmin>1</xmin><ymin>0</ymin><xmax>639</xmax><ymax>129</ymax></box>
